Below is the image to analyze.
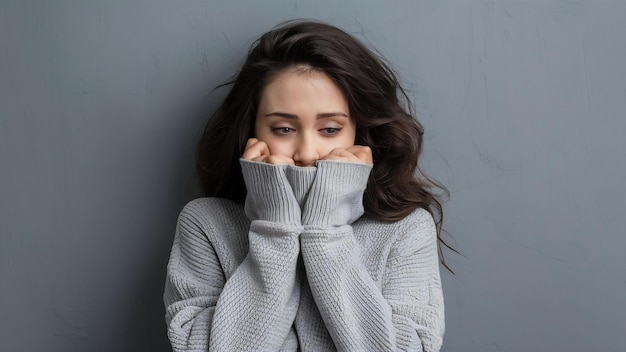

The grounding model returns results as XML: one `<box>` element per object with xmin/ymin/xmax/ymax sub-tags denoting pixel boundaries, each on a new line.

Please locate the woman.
<box><xmin>164</xmin><ymin>20</ymin><xmax>446</xmax><ymax>351</ymax></box>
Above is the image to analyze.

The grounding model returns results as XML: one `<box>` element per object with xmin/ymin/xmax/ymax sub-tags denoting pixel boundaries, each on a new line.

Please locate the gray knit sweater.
<box><xmin>164</xmin><ymin>159</ymin><xmax>444</xmax><ymax>351</ymax></box>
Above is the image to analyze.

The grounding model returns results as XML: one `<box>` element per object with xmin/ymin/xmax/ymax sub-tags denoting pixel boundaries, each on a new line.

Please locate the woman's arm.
<box><xmin>164</xmin><ymin>199</ymin><xmax>226</xmax><ymax>351</ymax></box>
<box><xmin>164</xmin><ymin>160</ymin><xmax>305</xmax><ymax>351</ymax></box>
<box><xmin>300</xmin><ymin>160</ymin><xmax>445</xmax><ymax>352</ymax></box>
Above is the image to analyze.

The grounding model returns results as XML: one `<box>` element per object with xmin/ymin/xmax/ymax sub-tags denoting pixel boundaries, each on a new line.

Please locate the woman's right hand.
<box><xmin>240</xmin><ymin>138</ymin><xmax>302</xmax><ymax>224</ymax></box>
<box><xmin>242</xmin><ymin>138</ymin><xmax>295</xmax><ymax>165</ymax></box>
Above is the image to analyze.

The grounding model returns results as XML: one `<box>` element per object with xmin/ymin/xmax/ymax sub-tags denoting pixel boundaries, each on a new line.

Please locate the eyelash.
<box><xmin>270</xmin><ymin>127</ymin><xmax>342</xmax><ymax>136</ymax></box>
<box><xmin>321</xmin><ymin>127</ymin><xmax>341</xmax><ymax>135</ymax></box>
<box><xmin>271</xmin><ymin>127</ymin><xmax>294</xmax><ymax>135</ymax></box>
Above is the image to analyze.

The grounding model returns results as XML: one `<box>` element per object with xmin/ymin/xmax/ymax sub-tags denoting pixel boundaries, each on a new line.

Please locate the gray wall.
<box><xmin>1</xmin><ymin>1</ymin><xmax>625</xmax><ymax>351</ymax></box>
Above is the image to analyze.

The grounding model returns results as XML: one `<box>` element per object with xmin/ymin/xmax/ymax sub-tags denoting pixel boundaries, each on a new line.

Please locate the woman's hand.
<box><xmin>243</xmin><ymin>138</ymin><xmax>372</xmax><ymax>166</ymax></box>
<box><xmin>302</xmin><ymin>146</ymin><xmax>373</xmax><ymax>226</ymax></box>
<box><xmin>318</xmin><ymin>145</ymin><xmax>373</xmax><ymax>165</ymax></box>
<box><xmin>242</xmin><ymin>138</ymin><xmax>295</xmax><ymax>165</ymax></box>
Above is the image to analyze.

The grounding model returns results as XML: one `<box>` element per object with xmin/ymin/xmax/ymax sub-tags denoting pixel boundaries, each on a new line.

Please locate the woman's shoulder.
<box><xmin>175</xmin><ymin>198</ymin><xmax>250</xmax><ymax>274</ymax></box>
<box><xmin>181</xmin><ymin>197</ymin><xmax>243</xmax><ymax>217</ymax></box>
<box><xmin>400</xmin><ymin>207</ymin><xmax>437</xmax><ymax>233</ymax></box>
<box><xmin>354</xmin><ymin>207</ymin><xmax>436</xmax><ymax>246</ymax></box>
<box><xmin>351</xmin><ymin>207</ymin><xmax>437</xmax><ymax>281</ymax></box>
<box><xmin>178</xmin><ymin>197</ymin><xmax>248</xmax><ymax>233</ymax></box>
<box><xmin>358</xmin><ymin>207</ymin><xmax>434</xmax><ymax>232</ymax></box>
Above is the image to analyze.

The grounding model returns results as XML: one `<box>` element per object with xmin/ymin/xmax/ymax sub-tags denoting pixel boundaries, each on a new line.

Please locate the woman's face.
<box><xmin>254</xmin><ymin>69</ymin><xmax>356</xmax><ymax>167</ymax></box>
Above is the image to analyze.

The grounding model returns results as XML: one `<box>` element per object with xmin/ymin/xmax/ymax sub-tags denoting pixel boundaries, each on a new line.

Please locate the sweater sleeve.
<box><xmin>163</xmin><ymin>161</ymin><xmax>305</xmax><ymax>351</ymax></box>
<box><xmin>163</xmin><ymin>200</ymin><xmax>226</xmax><ymax>352</ymax></box>
<box><xmin>299</xmin><ymin>161</ymin><xmax>444</xmax><ymax>352</ymax></box>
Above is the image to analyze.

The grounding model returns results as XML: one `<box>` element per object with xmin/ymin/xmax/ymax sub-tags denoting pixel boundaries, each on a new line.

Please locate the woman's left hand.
<box><xmin>318</xmin><ymin>145</ymin><xmax>373</xmax><ymax>165</ymax></box>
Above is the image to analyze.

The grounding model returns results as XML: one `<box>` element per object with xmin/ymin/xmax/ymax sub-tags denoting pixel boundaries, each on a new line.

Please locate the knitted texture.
<box><xmin>164</xmin><ymin>160</ymin><xmax>444</xmax><ymax>351</ymax></box>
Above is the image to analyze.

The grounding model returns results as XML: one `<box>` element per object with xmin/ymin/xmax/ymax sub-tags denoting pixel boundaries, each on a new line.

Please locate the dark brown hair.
<box><xmin>196</xmin><ymin>20</ymin><xmax>454</xmax><ymax>269</ymax></box>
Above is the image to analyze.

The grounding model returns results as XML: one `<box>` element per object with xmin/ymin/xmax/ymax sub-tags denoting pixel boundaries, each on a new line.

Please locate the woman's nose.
<box><xmin>293</xmin><ymin>137</ymin><xmax>318</xmax><ymax>167</ymax></box>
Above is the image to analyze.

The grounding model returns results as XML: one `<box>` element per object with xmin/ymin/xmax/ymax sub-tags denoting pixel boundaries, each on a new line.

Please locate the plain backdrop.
<box><xmin>1</xmin><ymin>1</ymin><xmax>625</xmax><ymax>351</ymax></box>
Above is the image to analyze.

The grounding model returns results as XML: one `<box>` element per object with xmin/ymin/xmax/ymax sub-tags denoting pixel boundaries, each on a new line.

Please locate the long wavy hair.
<box><xmin>196</xmin><ymin>20</ymin><xmax>455</xmax><ymax>270</ymax></box>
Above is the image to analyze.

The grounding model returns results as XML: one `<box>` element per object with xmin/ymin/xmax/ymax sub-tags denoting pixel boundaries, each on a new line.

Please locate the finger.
<box><xmin>319</xmin><ymin>154</ymin><xmax>352</xmax><ymax>163</ymax></box>
<box><xmin>249</xmin><ymin>154</ymin><xmax>294</xmax><ymax>165</ymax></box>
<box><xmin>321</xmin><ymin>148</ymin><xmax>361</xmax><ymax>163</ymax></box>
<box><xmin>242</xmin><ymin>139</ymin><xmax>270</xmax><ymax>160</ymax></box>
<box><xmin>321</xmin><ymin>146</ymin><xmax>372</xmax><ymax>165</ymax></box>
<box><xmin>245</xmin><ymin>138</ymin><xmax>259</xmax><ymax>149</ymax></box>
<box><xmin>264</xmin><ymin>155</ymin><xmax>295</xmax><ymax>165</ymax></box>
<box><xmin>346</xmin><ymin>145</ymin><xmax>373</xmax><ymax>165</ymax></box>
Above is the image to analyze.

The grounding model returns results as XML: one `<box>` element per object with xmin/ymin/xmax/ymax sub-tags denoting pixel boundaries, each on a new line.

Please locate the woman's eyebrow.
<box><xmin>317</xmin><ymin>112</ymin><xmax>349</xmax><ymax>119</ymax></box>
<box><xmin>264</xmin><ymin>112</ymin><xmax>349</xmax><ymax>119</ymax></box>
<box><xmin>264</xmin><ymin>112</ymin><xmax>298</xmax><ymax>119</ymax></box>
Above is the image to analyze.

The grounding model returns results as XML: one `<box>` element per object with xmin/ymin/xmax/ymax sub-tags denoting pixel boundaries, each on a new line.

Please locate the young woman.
<box><xmin>164</xmin><ymin>20</ymin><xmax>446</xmax><ymax>351</ymax></box>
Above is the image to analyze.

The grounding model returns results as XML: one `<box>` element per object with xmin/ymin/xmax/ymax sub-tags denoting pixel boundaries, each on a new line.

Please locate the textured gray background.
<box><xmin>1</xmin><ymin>1</ymin><xmax>625</xmax><ymax>351</ymax></box>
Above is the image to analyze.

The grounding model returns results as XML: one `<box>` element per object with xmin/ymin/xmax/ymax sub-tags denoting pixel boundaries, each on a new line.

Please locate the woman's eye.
<box><xmin>321</xmin><ymin>127</ymin><xmax>341</xmax><ymax>135</ymax></box>
<box><xmin>271</xmin><ymin>127</ymin><xmax>294</xmax><ymax>135</ymax></box>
